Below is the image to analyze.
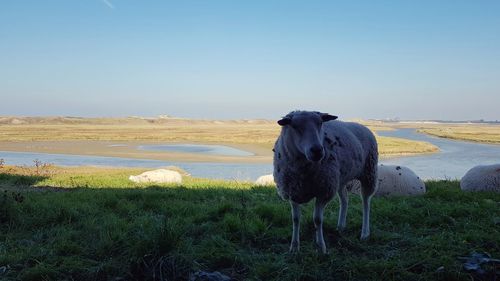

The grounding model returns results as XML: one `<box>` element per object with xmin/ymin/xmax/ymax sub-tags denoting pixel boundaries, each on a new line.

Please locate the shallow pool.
<box><xmin>137</xmin><ymin>144</ymin><xmax>254</xmax><ymax>156</ymax></box>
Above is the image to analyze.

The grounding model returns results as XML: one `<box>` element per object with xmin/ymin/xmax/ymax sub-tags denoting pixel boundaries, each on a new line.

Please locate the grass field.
<box><xmin>416</xmin><ymin>125</ymin><xmax>500</xmax><ymax>145</ymax></box>
<box><xmin>1</xmin><ymin>165</ymin><xmax>499</xmax><ymax>281</ymax></box>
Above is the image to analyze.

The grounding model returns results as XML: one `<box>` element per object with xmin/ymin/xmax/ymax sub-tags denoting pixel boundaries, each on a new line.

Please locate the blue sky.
<box><xmin>1</xmin><ymin>1</ymin><xmax>499</xmax><ymax>120</ymax></box>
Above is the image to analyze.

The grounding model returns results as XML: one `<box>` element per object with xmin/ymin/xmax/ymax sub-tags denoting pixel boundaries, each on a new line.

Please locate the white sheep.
<box><xmin>347</xmin><ymin>165</ymin><xmax>425</xmax><ymax>197</ymax></box>
<box><xmin>255</xmin><ymin>174</ymin><xmax>275</xmax><ymax>186</ymax></box>
<box><xmin>273</xmin><ymin>110</ymin><xmax>378</xmax><ymax>253</ymax></box>
<box><xmin>129</xmin><ymin>169</ymin><xmax>182</xmax><ymax>184</ymax></box>
<box><xmin>460</xmin><ymin>164</ymin><xmax>500</xmax><ymax>192</ymax></box>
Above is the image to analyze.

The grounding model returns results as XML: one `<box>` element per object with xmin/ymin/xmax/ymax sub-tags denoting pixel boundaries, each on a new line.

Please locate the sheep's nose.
<box><xmin>309</xmin><ymin>146</ymin><xmax>324</xmax><ymax>162</ymax></box>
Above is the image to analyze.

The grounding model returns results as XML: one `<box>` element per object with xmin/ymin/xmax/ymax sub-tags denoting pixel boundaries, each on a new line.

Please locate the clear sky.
<box><xmin>1</xmin><ymin>1</ymin><xmax>499</xmax><ymax>120</ymax></box>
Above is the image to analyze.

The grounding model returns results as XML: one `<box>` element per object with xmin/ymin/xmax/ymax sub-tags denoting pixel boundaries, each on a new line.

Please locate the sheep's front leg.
<box><xmin>289</xmin><ymin>201</ymin><xmax>301</xmax><ymax>253</ymax></box>
<box><xmin>337</xmin><ymin>186</ymin><xmax>348</xmax><ymax>231</ymax></box>
<box><xmin>313</xmin><ymin>199</ymin><xmax>327</xmax><ymax>254</ymax></box>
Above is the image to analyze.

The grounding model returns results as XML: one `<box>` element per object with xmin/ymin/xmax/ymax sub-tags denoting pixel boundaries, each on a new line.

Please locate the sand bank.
<box><xmin>0</xmin><ymin>140</ymin><xmax>273</xmax><ymax>164</ymax></box>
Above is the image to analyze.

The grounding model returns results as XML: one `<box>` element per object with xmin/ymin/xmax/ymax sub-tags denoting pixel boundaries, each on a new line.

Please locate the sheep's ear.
<box><xmin>321</xmin><ymin>113</ymin><xmax>338</xmax><ymax>122</ymax></box>
<box><xmin>278</xmin><ymin>117</ymin><xmax>291</xmax><ymax>126</ymax></box>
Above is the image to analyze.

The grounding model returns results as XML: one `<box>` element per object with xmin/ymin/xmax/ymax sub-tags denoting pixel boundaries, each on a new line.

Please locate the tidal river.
<box><xmin>1</xmin><ymin>129</ymin><xmax>499</xmax><ymax>181</ymax></box>
<box><xmin>377</xmin><ymin>128</ymin><xmax>500</xmax><ymax>180</ymax></box>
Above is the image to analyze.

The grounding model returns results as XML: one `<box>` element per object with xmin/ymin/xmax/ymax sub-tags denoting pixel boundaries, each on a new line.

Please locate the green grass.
<box><xmin>0</xmin><ymin>167</ymin><xmax>499</xmax><ymax>281</ymax></box>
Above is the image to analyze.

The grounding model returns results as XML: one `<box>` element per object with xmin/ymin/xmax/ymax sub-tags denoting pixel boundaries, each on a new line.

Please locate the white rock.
<box><xmin>129</xmin><ymin>169</ymin><xmax>182</xmax><ymax>184</ymax></box>
<box><xmin>348</xmin><ymin>165</ymin><xmax>426</xmax><ymax>197</ymax></box>
<box><xmin>460</xmin><ymin>164</ymin><xmax>500</xmax><ymax>192</ymax></box>
<box><xmin>255</xmin><ymin>174</ymin><xmax>275</xmax><ymax>186</ymax></box>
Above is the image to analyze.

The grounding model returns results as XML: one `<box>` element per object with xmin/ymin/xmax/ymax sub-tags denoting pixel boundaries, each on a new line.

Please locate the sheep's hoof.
<box><xmin>314</xmin><ymin>238</ymin><xmax>327</xmax><ymax>254</ymax></box>
<box><xmin>289</xmin><ymin>242</ymin><xmax>300</xmax><ymax>253</ymax></box>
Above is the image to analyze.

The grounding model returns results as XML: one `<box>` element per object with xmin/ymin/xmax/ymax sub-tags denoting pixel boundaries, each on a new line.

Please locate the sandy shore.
<box><xmin>0</xmin><ymin>140</ymin><xmax>273</xmax><ymax>164</ymax></box>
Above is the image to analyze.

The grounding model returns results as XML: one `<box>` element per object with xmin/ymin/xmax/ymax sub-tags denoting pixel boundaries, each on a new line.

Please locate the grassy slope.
<box><xmin>1</xmin><ymin>166</ymin><xmax>499</xmax><ymax>281</ymax></box>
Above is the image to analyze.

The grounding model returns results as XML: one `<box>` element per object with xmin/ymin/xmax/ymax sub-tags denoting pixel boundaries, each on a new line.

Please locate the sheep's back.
<box><xmin>323</xmin><ymin>121</ymin><xmax>377</xmax><ymax>180</ymax></box>
<box><xmin>460</xmin><ymin>164</ymin><xmax>500</xmax><ymax>192</ymax></box>
<box><xmin>323</xmin><ymin>121</ymin><xmax>377</xmax><ymax>155</ymax></box>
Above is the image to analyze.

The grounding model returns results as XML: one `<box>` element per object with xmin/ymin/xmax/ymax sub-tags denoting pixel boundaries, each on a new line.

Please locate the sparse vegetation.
<box><xmin>0</xmin><ymin>116</ymin><xmax>438</xmax><ymax>156</ymax></box>
<box><xmin>32</xmin><ymin>159</ymin><xmax>55</xmax><ymax>177</ymax></box>
<box><xmin>375</xmin><ymin>135</ymin><xmax>438</xmax><ymax>156</ymax></box>
<box><xmin>0</xmin><ymin>166</ymin><xmax>499</xmax><ymax>280</ymax></box>
<box><xmin>417</xmin><ymin>125</ymin><xmax>500</xmax><ymax>144</ymax></box>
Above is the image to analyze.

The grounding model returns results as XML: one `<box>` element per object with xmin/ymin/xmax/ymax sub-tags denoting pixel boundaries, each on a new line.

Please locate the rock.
<box><xmin>460</xmin><ymin>164</ymin><xmax>500</xmax><ymax>192</ymax></box>
<box><xmin>129</xmin><ymin>169</ymin><xmax>182</xmax><ymax>184</ymax></box>
<box><xmin>348</xmin><ymin>165</ymin><xmax>425</xmax><ymax>196</ymax></box>
<box><xmin>255</xmin><ymin>174</ymin><xmax>275</xmax><ymax>186</ymax></box>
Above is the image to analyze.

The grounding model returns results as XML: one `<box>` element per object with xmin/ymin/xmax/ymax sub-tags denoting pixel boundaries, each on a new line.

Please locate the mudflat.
<box><xmin>0</xmin><ymin>116</ymin><xmax>440</xmax><ymax>162</ymax></box>
<box><xmin>0</xmin><ymin>140</ymin><xmax>273</xmax><ymax>163</ymax></box>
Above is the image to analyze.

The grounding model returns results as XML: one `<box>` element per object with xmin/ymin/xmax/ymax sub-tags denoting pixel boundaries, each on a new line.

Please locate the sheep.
<box><xmin>460</xmin><ymin>164</ymin><xmax>500</xmax><ymax>192</ymax></box>
<box><xmin>273</xmin><ymin>110</ymin><xmax>378</xmax><ymax>253</ymax></box>
<box><xmin>255</xmin><ymin>174</ymin><xmax>275</xmax><ymax>186</ymax></box>
<box><xmin>347</xmin><ymin>165</ymin><xmax>425</xmax><ymax>197</ymax></box>
<box><xmin>129</xmin><ymin>169</ymin><xmax>182</xmax><ymax>184</ymax></box>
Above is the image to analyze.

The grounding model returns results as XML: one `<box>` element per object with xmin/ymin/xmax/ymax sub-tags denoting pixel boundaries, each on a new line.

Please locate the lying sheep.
<box><xmin>129</xmin><ymin>169</ymin><xmax>182</xmax><ymax>184</ymax></box>
<box><xmin>255</xmin><ymin>174</ymin><xmax>275</xmax><ymax>186</ymax></box>
<box><xmin>348</xmin><ymin>165</ymin><xmax>425</xmax><ymax>196</ymax></box>
<box><xmin>460</xmin><ymin>164</ymin><xmax>500</xmax><ymax>192</ymax></box>
<box><xmin>273</xmin><ymin>110</ymin><xmax>378</xmax><ymax>253</ymax></box>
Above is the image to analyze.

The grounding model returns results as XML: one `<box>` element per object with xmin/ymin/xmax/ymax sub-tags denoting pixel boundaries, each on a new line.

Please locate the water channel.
<box><xmin>1</xmin><ymin>129</ymin><xmax>498</xmax><ymax>180</ymax></box>
<box><xmin>377</xmin><ymin>128</ymin><xmax>500</xmax><ymax>179</ymax></box>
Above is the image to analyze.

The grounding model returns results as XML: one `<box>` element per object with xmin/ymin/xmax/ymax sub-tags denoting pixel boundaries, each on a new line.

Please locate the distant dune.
<box><xmin>0</xmin><ymin>116</ymin><xmax>275</xmax><ymax>126</ymax></box>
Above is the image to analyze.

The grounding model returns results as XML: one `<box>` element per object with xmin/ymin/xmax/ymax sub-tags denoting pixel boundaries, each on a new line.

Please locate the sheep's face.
<box><xmin>278</xmin><ymin>111</ymin><xmax>337</xmax><ymax>162</ymax></box>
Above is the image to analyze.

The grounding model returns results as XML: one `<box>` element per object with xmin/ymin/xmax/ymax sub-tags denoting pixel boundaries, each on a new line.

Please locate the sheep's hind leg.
<box><xmin>313</xmin><ymin>199</ymin><xmax>327</xmax><ymax>254</ymax></box>
<box><xmin>337</xmin><ymin>186</ymin><xmax>348</xmax><ymax>231</ymax></box>
<box><xmin>360</xmin><ymin>178</ymin><xmax>376</xmax><ymax>240</ymax></box>
<box><xmin>289</xmin><ymin>201</ymin><xmax>301</xmax><ymax>253</ymax></box>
